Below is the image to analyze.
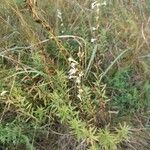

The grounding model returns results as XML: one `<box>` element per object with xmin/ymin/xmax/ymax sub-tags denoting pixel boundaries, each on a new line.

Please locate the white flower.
<box><xmin>70</xmin><ymin>62</ymin><xmax>77</xmax><ymax>68</ymax></box>
<box><xmin>68</xmin><ymin>57</ymin><xmax>78</xmax><ymax>63</ymax></box>
<box><xmin>91</xmin><ymin>38</ymin><xmax>97</xmax><ymax>43</ymax></box>
<box><xmin>91</xmin><ymin>1</ymin><xmax>100</xmax><ymax>9</ymax></box>
<box><xmin>77</xmin><ymin>88</ymin><xmax>83</xmax><ymax>100</ymax></box>
<box><xmin>68</xmin><ymin>68</ymin><xmax>78</xmax><ymax>76</ymax></box>
<box><xmin>60</xmin><ymin>23</ymin><xmax>64</xmax><ymax>26</ymax></box>
<box><xmin>77</xmin><ymin>94</ymin><xmax>81</xmax><ymax>100</ymax></box>
<box><xmin>91</xmin><ymin>1</ymin><xmax>107</xmax><ymax>9</ymax></box>
<box><xmin>76</xmin><ymin>77</ymin><xmax>81</xmax><ymax>84</ymax></box>
<box><xmin>57</xmin><ymin>9</ymin><xmax>62</xmax><ymax>19</ymax></box>
<box><xmin>79</xmin><ymin>88</ymin><xmax>83</xmax><ymax>93</ymax></box>
<box><xmin>92</xmin><ymin>27</ymin><xmax>97</xmax><ymax>31</ymax></box>
<box><xmin>68</xmin><ymin>75</ymin><xmax>77</xmax><ymax>79</ymax></box>
<box><xmin>79</xmin><ymin>71</ymin><xmax>84</xmax><ymax>77</ymax></box>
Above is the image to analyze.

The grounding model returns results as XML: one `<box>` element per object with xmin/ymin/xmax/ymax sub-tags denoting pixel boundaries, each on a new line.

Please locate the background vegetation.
<box><xmin>0</xmin><ymin>0</ymin><xmax>150</xmax><ymax>149</ymax></box>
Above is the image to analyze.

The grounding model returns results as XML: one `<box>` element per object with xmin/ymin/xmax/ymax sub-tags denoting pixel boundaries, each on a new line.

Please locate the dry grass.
<box><xmin>0</xmin><ymin>0</ymin><xmax>150</xmax><ymax>149</ymax></box>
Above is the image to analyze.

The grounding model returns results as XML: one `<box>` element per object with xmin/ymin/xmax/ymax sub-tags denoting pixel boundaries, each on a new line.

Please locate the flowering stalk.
<box><xmin>91</xmin><ymin>1</ymin><xmax>107</xmax><ymax>43</ymax></box>
<box><xmin>68</xmin><ymin>57</ymin><xmax>83</xmax><ymax>100</ymax></box>
<box><xmin>56</xmin><ymin>9</ymin><xmax>64</xmax><ymax>34</ymax></box>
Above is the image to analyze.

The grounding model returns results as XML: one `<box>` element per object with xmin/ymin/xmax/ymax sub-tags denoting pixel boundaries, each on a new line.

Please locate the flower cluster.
<box><xmin>68</xmin><ymin>57</ymin><xmax>83</xmax><ymax>100</ymax></box>
<box><xmin>56</xmin><ymin>9</ymin><xmax>64</xmax><ymax>33</ymax></box>
<box><xmin>91</xmin><ymin>1</ymin><xmax>107</xmax><ymax>9</ymax></box>
<box><xmin>90</xmin><ymin>1</ymin><xmax>107</xmax><ymax>43</ymax></box>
